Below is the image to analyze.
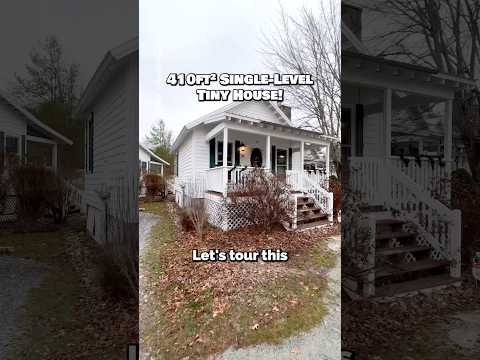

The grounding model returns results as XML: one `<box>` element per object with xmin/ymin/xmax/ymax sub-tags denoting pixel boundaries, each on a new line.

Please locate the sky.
<box><xmin>140</xmin><ymin>0</ymin><xmax>328</xmax><ymax>141</ymax></box>
<box><xmin>0</xmin><ymin>0</ymin><xmax>138</xmax><ymax>97</ymax></box>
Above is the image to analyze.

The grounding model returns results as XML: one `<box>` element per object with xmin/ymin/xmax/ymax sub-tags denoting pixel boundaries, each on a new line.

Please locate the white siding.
<box><xmin>139</xmin><ymin>146</ymin><xmax>150</xmax><ymax>162</ymax></box>
<box><xmin>177</xmin><ymin>133</ymin><xmax>193</xmax><ymax>179</ymax></box>
<box><xmin>0</xmin><ymin>101</ymin><xmax>27</xmax><ymax>137</ymax></box>
<box><xmin>83</xmin><ymin>59</ymin><xmax>138</xmax><ymax>243</ymax></box>
<box><xmin>191</xmin><ymin>127</ymin><xmax>210</xmax><ymax>176</ymax></box>
<box><xmin>229</xmin><ymin>101</ymin><xmax>286</xmax><ymax>125</ymax></box>
<box><xmin>363</xmin><ymin>113</ymin><xmax>384</xmax><ymax>157</ymax></box>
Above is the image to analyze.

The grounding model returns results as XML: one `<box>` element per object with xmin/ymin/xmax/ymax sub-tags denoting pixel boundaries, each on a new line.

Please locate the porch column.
<box><xmin>300</xmin><ymin>141</ymin><xmax>305</xmax><ymax>171</ymax></box>
<box><xmin>384</xmin><ymin>88</ymin><xmax>392</xmax><ymax>158</ymax></box>
<box><xmin>325</xmin><ymin>144</ymin><xmax>330</xmax><ymax>178</ymax></box>
<box><xmin>52</xmin><ymin>143</ymin><xmax>58</xmax><ymax>171</ymax></box>
<box><xmin>444</xmin><ymin>99</ymin><xmax>453</xmax><ymax>174</ymax></box>
<box><xmin>223</xmin><ymin>127</ymin><xmax>228</xmax><ymax>166</ymax></box>
<box><xmin>223</xmin><ymin>128</ymin><xmax>228</xmax><ymax>195</ymax></box>
<box><xmin>265</xmin><ymin>135</ymin><xmax>271</xmax><ymax>170</ymax></box>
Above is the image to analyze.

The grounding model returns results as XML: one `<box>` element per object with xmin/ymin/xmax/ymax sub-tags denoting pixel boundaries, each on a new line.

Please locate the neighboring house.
<box><xmin>75</xmin><ymin>38</ymin><xmax>138</xmax><ymax>244</ymax></box>
<box><xmin>139</xmin><ymin>144</ymin><xmax>169</xmax><ymax>176</ymax></box>
<box><xmin>342</xmin><ymin>2</ymin><xmax>476</xmax><ymax>298</ymax></box>
<box><xmin>0</xmin><ymin>91</ymin><xmax>72</xmax><ymax>222</ymax></box>
<box><xmin>172</xmin><ymin>100</ymin><xmax>335</xmax><ymax>231</ymax></box>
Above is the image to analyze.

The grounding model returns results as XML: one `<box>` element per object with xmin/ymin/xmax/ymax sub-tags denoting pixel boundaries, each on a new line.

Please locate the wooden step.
<box><xmin>298</xmin><ymin>213</ymin><xmax>328</xmax><ymax>223</ymax></box>
<box><xmin>376</xmin><ymin>231</ymin><xmax>415</xmax><ymax>240</ymax></box>
<box><xmin>376</xmin><ymin>245</ymin><xmax>431</xmax><ymax>257</ymax></box>
<box><xmin>297</xmin><ymin>207</ymin><xmax>321</xmax><ymax>213</ymax></box>
<box><xmin>296</xmin><ymin>219</ymin><xmax>330</xmax><ymax>230</ymax></box>
<box><xmin>297</xmin><ymin>199</ymin><xmax>315</xmax><ymax>206</ymax></box>
<box><xmin>375</xmin><ymin>274</ymin><xmax>460</xmax><ymax>298</ymax></box>
<box><xmin>376</xmin><ymin>259</ymin><xmax>450</xmax><ymax>278</ymax></box>
<box><xmin>376</xmin><ymin>219</ymin><xmax>405</xmax><ymax>226</ymax></box>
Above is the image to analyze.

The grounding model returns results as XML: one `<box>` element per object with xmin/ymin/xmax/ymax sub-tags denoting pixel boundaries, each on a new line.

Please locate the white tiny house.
<box><xmin>76</xmin><ymin>39</ymin><xmax>138</xmax><ymax>244</ymax></box>
<box><xmin>139</xmin><ymin>144</ymin><xmax>169</xmax><ymax>176</ymax></box>
<box><xmin>172</xmin><ymin>101</ymin><xmax>335</xmax><ymax>231</ymax></box>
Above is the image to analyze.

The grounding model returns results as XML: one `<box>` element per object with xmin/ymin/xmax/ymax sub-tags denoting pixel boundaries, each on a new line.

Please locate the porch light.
<box><xmin>239</xmin><ymin>143</ymin><xmax>247</xmax><ymax>155</ymax></box>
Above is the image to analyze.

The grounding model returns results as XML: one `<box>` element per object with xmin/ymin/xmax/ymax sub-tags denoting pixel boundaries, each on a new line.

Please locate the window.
<box><xmin>87</xmin><ymin>112</ymin><xmax>94</xmax><ymax>173</ymax></box>
<box><xmin>5</xmin><ymin>136</ymin><xmax>19</xmax><ymax>156</ymax></box>
<box><xmin>217</xmin><ymin>141</ymin><xmax>232</xmax><ymax>166</ymax></box>
<box><xmin>141</xmin><ymin>161</ymin><xmax>148</xmax><ymax>173</ymax></box>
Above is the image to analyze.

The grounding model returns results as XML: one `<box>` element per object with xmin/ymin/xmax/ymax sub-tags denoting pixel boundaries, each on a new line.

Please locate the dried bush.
<box><xmin>451</xmin><ymin>169</ymin><xmax>480</xmax><ymax>265</ymax></box>
<box><xmin>229</xmin><ymin>168</ymin><xmax>293</xmax><ymax>232</ymax></box>
<box><xmin>329</xmin><ymin>175</ymin><xmax>341</xmax><ymax>217</ymax></box>
<box><xmin>0</xmin><ymin>174</ymin><xmax>8</xmax><ymax>214</ymax></box>
<box><xmin>9</xmin><ymin>164</ymin><xmax>51</xmax><ymax>220</ymax></box>
<box><xmin>179</xmin><ymin>207</ymin><xmax>195</xmax><ymax>232</ymax></box>
<box><xmin>98</xmin><ymin>177</ymin><xmax>139</xmax><ymax>302</ymax></box>
<box><xmin>187</xmin><ymin>198</ymin><xmax>208</xmax><ymax>239</ymax></box>
<box><xmin>144</xmin><ymin>174</ymin><xmax>165</xmax><ymax>198</ymax></box>
<box><xmin>44</xmin><ymin>173</ymin><xmax>74</xmax><ymax>224</ymax></box>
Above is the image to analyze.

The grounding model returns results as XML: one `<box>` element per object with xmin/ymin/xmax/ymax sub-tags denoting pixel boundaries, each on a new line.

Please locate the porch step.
<box><xmin>376</xmin><ymin>259</ymin><xmax>450</xmax><ymax>279</ymax></box>
<box><xmin>375</xmin><ymin>274</ymin><xmax>460</xmax><ymax>298</ymax></box>
<box><xmin>297</xmin><ymin>213</ymin><xmax>328</xmax><ymax>223</ymax></box>
<box><xmin>376</xmin><ymin>219</ymin><xmax>405</xmax><ymax>226</ymax></box>
<box><xmin>296</xmin><ymin>219</ymin><xmax>330</xmax><ymax>230</ymax></box>
<box><xmin>376</xmin><ymin>231</ymin><xmax>415</xmax><ymax>241</ymax></box>
<box><xmin>376</xmin><ymin>245</ymin><xmax>431</xmax><ymax>257</ymax></box>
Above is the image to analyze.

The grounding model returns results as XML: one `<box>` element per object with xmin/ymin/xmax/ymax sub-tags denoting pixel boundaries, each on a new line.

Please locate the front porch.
<box><xmin>204</xmin><ymin>122</ymin><xmax>331</xmax><ymax>195</ymax></box>
<box><xmin>341</xmin><ymin>51</ymin><xmax>475</xmax><ymax>298</ymax></box>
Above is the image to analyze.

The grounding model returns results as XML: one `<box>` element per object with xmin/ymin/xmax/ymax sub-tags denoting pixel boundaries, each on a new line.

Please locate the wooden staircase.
<box><xmin>290</xmin><ymin>194</ymin><xmax>329</xmax><ymax>230</ymax></box>
<box><xmin>372</xmin><ymin>217</ymin><xmax>460</xmax><ymax>298</ymax></box>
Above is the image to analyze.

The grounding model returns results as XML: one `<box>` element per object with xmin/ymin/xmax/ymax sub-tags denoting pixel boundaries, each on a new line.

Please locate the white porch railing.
<box><xmin>286</xmin><ymin>170</ymin><xmax>334</xmax><ymax>221</ymax></box>
<box><xmin>349</xmin><ymin>157</ymin><xmax>462</xmax><ymax>278</ymax></box>
<box><xmin>303</xmin><ymin>170</ymin><xmax>329</xmax><ymax>190</ymax></box>
<box><xmin>205</xmin><ymin>167</ymin><xmax>226</xmax><ymax>194</ymax></box>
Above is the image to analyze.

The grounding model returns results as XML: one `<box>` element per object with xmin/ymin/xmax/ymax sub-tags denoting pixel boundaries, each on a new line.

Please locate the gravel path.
<box><xmin>139</xmin><ymin>211</ymin><xmax>161</xmax><ymax>252</ymax></box>
<box><xmin>0</xmin><ymin>256</ymin><xmax>47</xmax><ymax>358</ymax></box>
<box><xmin>217</xmin><ymin>235</ymin><xmax>341</xmax><ymax>360</ymax></box>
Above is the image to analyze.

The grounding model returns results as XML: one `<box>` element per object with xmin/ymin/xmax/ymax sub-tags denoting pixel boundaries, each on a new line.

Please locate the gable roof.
<box><xmin>75</xmin><ymin>38</ymin><xmax>138</xmax><ymax>115</ymax></box>
<box><xmin>0</xmin><ymin>90</ymin><xmax>73</xmax><ymax>145</ymax></box>
<box><xmin>139</xmin><ymin>143</ymin><xmax>170</xmax><ymax>165</ymax></box>
<box><xmin>172</xmin><ymin>101</ymin><xmax>294</xmax><ymax>151</ymax></box>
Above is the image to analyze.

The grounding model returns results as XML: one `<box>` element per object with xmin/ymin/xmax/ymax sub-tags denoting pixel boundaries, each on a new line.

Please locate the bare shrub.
<box><xmin>44</xmin><ymin>173</ymin><xmax>74</xmax><ymax>224</ymax></box>
<box><xmin>99</xmin><ymin>177</ymin><xmax>139</xmax><ymax>302</ymax></box>
<box><xmin>144</xmin><ymin>174</ymin><xmax>165</xmax><ymax>199</ymax></box>
<box><xmin>179</xmin><ymin>207</ymin><xmax>194</xmax><ymax>232</ymax></box>
<box><xmin>329</xmin><ymin>175</ymin><xmax>341</xmax><ymax>217</ymax></box>
<box><xmin>229</xmin><ymin>168</ymin><xmax>293</xmax><ymax>233</ymax></box>
<box><xmin>9</xmin><ymin>164</ymin><xmax>51</xmax><ymax>220</ymax></box>
<box><xmin>187</xmin><ymin>198</ymin><xmax>208</xmax><ymax>239</ymax></box>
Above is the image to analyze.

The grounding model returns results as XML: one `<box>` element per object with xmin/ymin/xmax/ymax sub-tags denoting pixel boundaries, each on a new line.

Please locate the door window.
<box><xmin>276</xmin><ymin>148</ymin><xmax>288</xmax><ymax>174</ymax></box>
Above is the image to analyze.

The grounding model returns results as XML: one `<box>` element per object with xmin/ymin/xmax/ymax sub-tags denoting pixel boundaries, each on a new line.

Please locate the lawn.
<box><xmin>0</xmin><ymin>218</ymin><xmax>136</xmax><ymax>359</ymax></box>
<box><xmin>140</xmin><ymin>201</ymin><xmax>339</xmax><ymax>359</ymax></box>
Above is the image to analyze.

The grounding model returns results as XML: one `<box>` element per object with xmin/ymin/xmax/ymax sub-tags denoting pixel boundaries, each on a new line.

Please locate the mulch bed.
<box><xmin>62</xmin><ymin>215</ymin><xmax>138</xmax><ymax>358</ymax></box>
<box><xmin>342</xmin><ymin>276</ymin><xmax>480</xmax><ymax>359</ymax></box>
<box><xmin>162</xmin><ymin>202</ymin><xmax>339</xmax><ymax>308</ymax></box>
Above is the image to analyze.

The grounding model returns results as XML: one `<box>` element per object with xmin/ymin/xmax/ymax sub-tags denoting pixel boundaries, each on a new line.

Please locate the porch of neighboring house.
<box><xmin>176</xmin><ymin>121</ymin><xmax>334</xmax><ymax>231</ymax></box>
<box><xmin>342</xmin><ymin>51</ymin><xmax>476</xmax><ymax>298</ymax></box>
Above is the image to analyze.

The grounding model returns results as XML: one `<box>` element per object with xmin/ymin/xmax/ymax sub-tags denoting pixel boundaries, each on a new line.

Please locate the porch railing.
<box><xmin>348</xmin><ymin>156</ymin><xmax>461</xmax><ymax>278</ymax></box>
<box><xmin>286</xmin><ymin>170</ymin><xmax>334</xmax><ymax>221</ymax></box>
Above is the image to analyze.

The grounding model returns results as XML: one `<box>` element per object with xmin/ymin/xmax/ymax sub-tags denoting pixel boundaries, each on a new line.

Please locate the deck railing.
<box><xmin>286</xmin><ymin>170</ymin><xmax>334</xmax><ymax>221</ymax></box>
<box><xmin>348</xmin><ymin>156</ymin><xmax>462</xmax><ymax>278</ymax></box>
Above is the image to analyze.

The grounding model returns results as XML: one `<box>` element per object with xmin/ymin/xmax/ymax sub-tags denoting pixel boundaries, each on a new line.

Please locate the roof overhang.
<box><xmin>0</xmin><ymin>91</ymin><xmax>72</xmax><ymax>145</ymax></box>
<box><xmin>343</xmin><ymin>51</ymin><xmax>476</xmax><ymax>98</ymax></box>
<box><xmin>75</xmin><ymin>38</ymin><xmax>138</xmax><ymax>116</ymax></box>
<box><xmin>139</xmin><ymin>143</ymin><xmax>170</xmax><ymax>165</ymax></box>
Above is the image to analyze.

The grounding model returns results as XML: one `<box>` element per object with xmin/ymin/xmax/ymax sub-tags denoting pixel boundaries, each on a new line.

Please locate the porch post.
<box><xmin>444</xmin><ymin>99</ymin><xmax>453</xmax><ymax>173</ymax></box>
<box><xmin>265</xmin><ymin>135</ymin><xmax>271</xmax><ymax>170</ymax></box>
<box><xmin>300</xmin><ymin>141</ymin><xmax>305</xmax><ymax>171</ymax></box>
<box><xmin>384</xmin><ymin>88</ymin><xmax>392</xmax><ymax>158</ymax></box>
<box><xmin>223</xmin><ymin>128</ymin><xmax>228</xmax><ymax>195</ymax></box>
<box><xmin>52</xmin><ymin>143</ymin><xmax>58</xmax><ymax>171</ymax></box>
<box><xmin>325</xmin><ymin>144</ymin><xmax>330</xmax><ymax>178</ymax></box>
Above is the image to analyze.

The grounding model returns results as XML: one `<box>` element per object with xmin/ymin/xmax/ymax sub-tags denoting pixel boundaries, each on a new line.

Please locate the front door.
<box><xmin>276</xmin><ymin>148</ymin><xmax>288</xmax><ymax>175</ymax></box>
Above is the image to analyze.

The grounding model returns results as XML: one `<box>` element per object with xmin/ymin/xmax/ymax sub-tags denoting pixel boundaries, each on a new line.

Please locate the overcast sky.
<box><xmin>140</xmin><ymin>0</ymin><xmax>326</xmax><ymax>142</ymax></box>
<box><xmin>0</xmin><ymin>0</ymin><xmax>137</xmax><ymax>95</ymax></box>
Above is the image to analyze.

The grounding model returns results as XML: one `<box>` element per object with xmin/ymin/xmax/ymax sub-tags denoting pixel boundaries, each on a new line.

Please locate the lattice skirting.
<box><xmin>0</xmin><ymin>195</ymin><xmax>16</xmax><ymax>222</ymax></box>
<box><xmin>204</xmin><ymin>193</ymin><xmax>254</xmax><ymax>231</ymax></box>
